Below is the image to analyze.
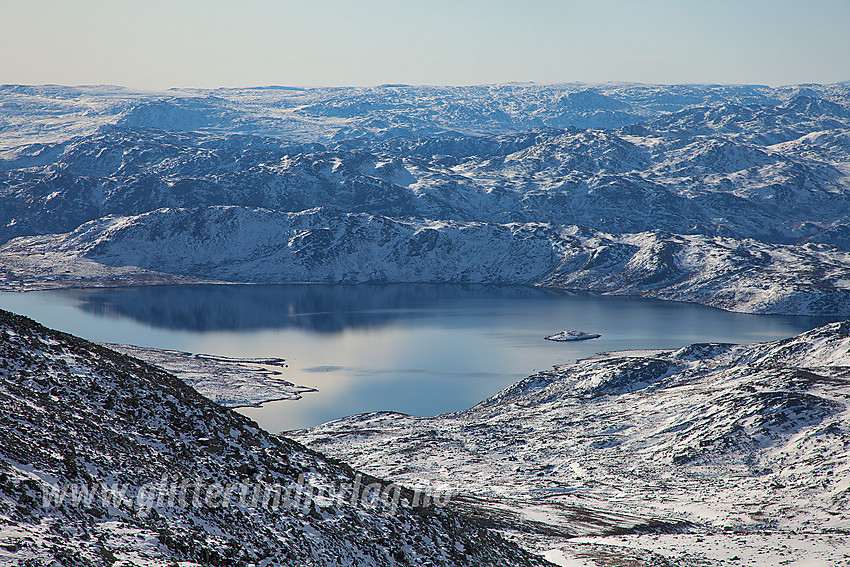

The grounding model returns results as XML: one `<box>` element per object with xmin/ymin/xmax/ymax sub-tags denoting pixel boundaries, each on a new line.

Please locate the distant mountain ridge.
<box><xmin>3</xmin><ymin>103</ymin><xmax>850</xmax><ymax>245</ymax></box>
<box><xmin>3</xmin><ymin>206</ymin><xmax>849</xmax><ymax>315</ymax></box>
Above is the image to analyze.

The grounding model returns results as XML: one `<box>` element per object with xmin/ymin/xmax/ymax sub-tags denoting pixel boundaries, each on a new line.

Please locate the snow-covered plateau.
<box><xmin>102</xmin><ymin>344</ymin><xmax>314</xmax><ymax>408</ymax></box>
<box><xmin>2</xmin><ymin>82</ymin><xmax>850</xmax><ymax>314</ymax></box>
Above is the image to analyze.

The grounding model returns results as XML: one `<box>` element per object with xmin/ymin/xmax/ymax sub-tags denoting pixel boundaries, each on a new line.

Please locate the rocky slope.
<box><xmin>0</xmin><ymin>309</ymin><xmax>547</xmax><ymax>566</ymax></box>
<box><xmin>292</xmin><ymin>321</ymin><xmax>850</xmax><ymax>563</ymax></box>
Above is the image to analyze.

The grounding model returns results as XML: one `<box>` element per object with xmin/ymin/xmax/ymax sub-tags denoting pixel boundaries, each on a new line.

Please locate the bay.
<box><xmin>0</xmin><ymin>284</ymin><xmax>837</xmax><ymax>432</ymax></box>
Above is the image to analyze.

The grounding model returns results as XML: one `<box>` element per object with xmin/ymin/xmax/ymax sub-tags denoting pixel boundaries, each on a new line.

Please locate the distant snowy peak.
<box><xmin>778</xmin><ymin>94</ymin><xmax>850</xmax><ymax>119</ymax></box>
<box><xmin>647</xmin><ymin>95</ymin><xmax>850</xmax><ymax>144</ymax></box>
<box><xmin>503</xmin><ymin>129</ymin><xmax>650</xmax><ymax>173</ymax></box>
<box><xmin>558</xmin><ymin>89</ymin><xmax>632</xmax><ymax>112</ymax></box>
<box><xmin>117</xmin><ymin>97</ymin><xmax>238</xmax><ymax>131</ymax></box>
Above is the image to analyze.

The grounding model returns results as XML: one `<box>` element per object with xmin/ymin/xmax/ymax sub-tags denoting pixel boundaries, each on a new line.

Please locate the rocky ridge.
<box><xmin>2</xmin><ymin>206</ymin><xmax>848</xmax><ymax>315</ymax></box>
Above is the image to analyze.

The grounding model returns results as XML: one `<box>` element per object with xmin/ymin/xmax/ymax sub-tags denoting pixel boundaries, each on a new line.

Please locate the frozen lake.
<box><xmin>0</xmin><ymin>284</ymin><xmax>838</xmax><ymax>432</ymax></box>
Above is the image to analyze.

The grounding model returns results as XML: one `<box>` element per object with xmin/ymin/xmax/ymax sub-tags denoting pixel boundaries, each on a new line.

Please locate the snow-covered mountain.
<box><xmin>3</xmin><ymin>114</ymin><xmax>850</xmax><ymax>245</ymax></box>
<box><xmin>1</xmin><ymin>82</ymin><xmax>850</xmax><ymax>316</ymax></box>
<box><xmin>0</xmin><ymin>309</ymin><xmax>546</xmax><ymax>566</ymax></box>
<box><xmin>2</xmin><ymin>206</ymin><xmax>849</xmax><ymax>315</ymax></box>
<box><xmin>292</xmin><ymin>321</ymin><xmax>850</xmax><ymax>564</ymax></box>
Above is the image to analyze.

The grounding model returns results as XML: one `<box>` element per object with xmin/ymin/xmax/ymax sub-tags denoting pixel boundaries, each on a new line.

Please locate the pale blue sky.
<box><xmin>2</xmin><ymin>0</ymin><xmax>848</xmax><ymax>88</ymax></box>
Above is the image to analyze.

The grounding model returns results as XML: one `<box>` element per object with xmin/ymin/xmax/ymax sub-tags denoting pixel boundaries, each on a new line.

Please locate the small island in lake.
<box><xmin>545</xmin><ymin>330</ymin><xmax>602</xmax><ymax>342</ymax></box>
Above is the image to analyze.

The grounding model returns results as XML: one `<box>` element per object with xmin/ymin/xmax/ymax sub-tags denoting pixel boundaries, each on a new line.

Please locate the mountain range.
<box><xmin>3</xmin><ymin>81</ymin><xmax>850</xmax><ymax>565</ymax></box>
<box><xmin>2</xmin><ymin>82</ymin><xmax>850</xmax><ymax>315</ymax></box>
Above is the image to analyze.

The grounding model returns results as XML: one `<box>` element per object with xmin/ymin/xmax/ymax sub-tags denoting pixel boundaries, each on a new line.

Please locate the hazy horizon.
<box><xmin>4</xmin><ymin>78</ymin><xmax>849</xmax><ymax>90</ymax></box>
<box><xmin>3</xmin><ymin>0</ymin><xmax>849</xmax><ymax>91</ymax></box>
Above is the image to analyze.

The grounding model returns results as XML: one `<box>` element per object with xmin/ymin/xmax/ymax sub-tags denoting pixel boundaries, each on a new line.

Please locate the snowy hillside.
<box><xmin>293</xmin><ymin>321</ymin><xmax>850</xmax><ymax>564</ymax></box>
<box><xmin>0</xmin><ymin>309</ymin><xmax>546</xmax><ymax>566</ymax></box>
<box><xmin>2</xmin><ymin>206</ymin><xmax>849</xmax><ymax>315</ymax></box>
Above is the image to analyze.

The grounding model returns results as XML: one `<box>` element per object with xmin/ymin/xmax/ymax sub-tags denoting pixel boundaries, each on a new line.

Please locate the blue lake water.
<box><xmin>0</xmin><ymin>284</ymin><xmax>839</xmax><ymax>432</ymax></box>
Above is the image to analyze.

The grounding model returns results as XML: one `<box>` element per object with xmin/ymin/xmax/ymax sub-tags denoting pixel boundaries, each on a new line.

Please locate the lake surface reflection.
<box><xmin>0</xmin><ymin>284</ymin><xmax>839</xmax><ymax>432</ymax></box>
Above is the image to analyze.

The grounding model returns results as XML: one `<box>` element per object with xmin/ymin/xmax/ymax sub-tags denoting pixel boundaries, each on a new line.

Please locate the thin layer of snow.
<box><xmin>568</xmin><ymin>533</ymin><xmax>850</xmax><ymax>567</ymax></box>
<box><xmin>104</xmin><ymin>344</ymin><xmax>315</xmax><ymax>408</ymax></box>
<box><xmin>541</xmin><ymin>549</ymin><xmax>594</xmax><ymax>567</ymax></box>
<box><xmin>1</xmin><ymin>308</ymin><xmax>543</xmax><ymax>566</ymax></box>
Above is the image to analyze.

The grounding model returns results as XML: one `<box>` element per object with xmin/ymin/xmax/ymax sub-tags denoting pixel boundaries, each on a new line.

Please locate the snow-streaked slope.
<box><xmin>2</xmin><ymin>206</ymin><xmax>849</xmax><ymax>316</ymax></box>
<box><xmin>0</xmin><ymin>309</ymin><xmax>547</xmax><ymax>567</ymax></box>
<box><xmin>291</xmin><ymin>321</ymin><xmax>850</xmax><ymax>563</ymax></box>
<box><xmin>0</xmin><ymin>206</ymin><xmax>561</xmax><ymax>286</ymax></box>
